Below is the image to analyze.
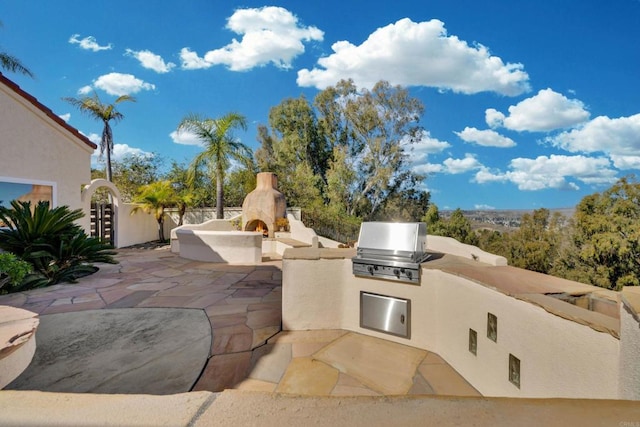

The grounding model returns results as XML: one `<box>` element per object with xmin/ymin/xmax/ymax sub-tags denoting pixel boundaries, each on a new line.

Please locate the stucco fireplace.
<box><xmin>242</xmin><ymin>172</ymin><xmax>286</xmax><ymax>238</ymax></box>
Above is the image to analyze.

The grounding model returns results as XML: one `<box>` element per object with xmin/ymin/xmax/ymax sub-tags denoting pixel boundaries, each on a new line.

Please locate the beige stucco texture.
<box><xmin>282</xmin><ymin>242</ymin><xmax>634</xmax><ymax>400</ymax></box>
<box><xmin>0</xmin><ymin>76</ymin><xmax>94</xmax><ymax>230</ymax></box>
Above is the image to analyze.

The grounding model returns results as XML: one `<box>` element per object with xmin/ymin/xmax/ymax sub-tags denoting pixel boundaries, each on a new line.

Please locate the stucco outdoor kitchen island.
<box><xmin>281</xmin><ymin>242</ymin><xmax>636</xmax><ymax>400</ymax></box>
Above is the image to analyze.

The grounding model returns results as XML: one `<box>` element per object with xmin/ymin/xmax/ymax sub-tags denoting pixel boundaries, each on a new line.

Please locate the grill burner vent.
<box><xmin>352</xmin><ymin>222</ymin><xmax>429</xmax><ymax>284</ymax></box>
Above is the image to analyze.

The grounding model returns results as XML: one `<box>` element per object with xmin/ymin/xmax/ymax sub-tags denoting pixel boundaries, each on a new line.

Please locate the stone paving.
<box><xmin>0</xmin><ymin>246</ymin><xmax>479</xmax><ymax>397</ymax></box>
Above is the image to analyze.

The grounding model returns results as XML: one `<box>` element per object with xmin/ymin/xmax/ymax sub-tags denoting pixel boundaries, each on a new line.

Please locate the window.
<box><xmin>487</xmin><ymin>312</ymin><xmax>497</xmax><ymax>342</ymax></box>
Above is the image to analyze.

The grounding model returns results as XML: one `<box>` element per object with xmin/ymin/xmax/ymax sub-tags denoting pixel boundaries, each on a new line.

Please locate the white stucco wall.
<box><xmin>0</xmin><ymin>78</ymin><xmax>94</xmax><ymax>231</ymax></box>
<box><xmin>170</xmin><ymin>219</ymin><xmax>235</xmax><ymax>252</ymax></box>
<box><xmin>619</xmin><ymin>301</ymin><xmax>640</xmax><ymax>400</ymax></box>
<box><xmin>118</xmin><ymin>203</ymin><xmax>164</xmax><ymax>248</ymax></box>
<box><xmin>282</xmin><ymin>251</ymin><xmax>622</xmax><ymax>399</ymax></box>
<box><xmin>428</xmin><ymin>269</ymin><xmax>619</xmax><ymax>399</ymax></box>
<box><xmin>176</xmin><ymin>230</ymin><xmax>262</xmax><ymax>264</ymax></box>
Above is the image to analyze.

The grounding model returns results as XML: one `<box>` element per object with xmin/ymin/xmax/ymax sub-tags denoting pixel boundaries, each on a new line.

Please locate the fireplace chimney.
<box><xmin>241</xmin><ymin>172</ymin><xmax>286</xmax><ymax>238</ymax></box>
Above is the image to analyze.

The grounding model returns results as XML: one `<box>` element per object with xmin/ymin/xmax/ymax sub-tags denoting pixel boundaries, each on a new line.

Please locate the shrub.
<box><xmin>0</xmin><ymin>200</ymin><xmax>117</xmax><ymax>290</ymax></box>
<box><xmin>0</xmin><ymin>252</ymin><xmax>32</xmax><ymax>293</ymax></box>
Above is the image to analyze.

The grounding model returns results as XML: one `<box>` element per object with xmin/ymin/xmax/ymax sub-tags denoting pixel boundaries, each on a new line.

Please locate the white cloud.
<box><xmin>69</xmin><ymin>34</ymin><xmax>112</xmax><ymax>52</ymax></box>
<box><xmin>443</xmin><ymin>154</ymin><xmax>483</xmax><ymax>174</ymax></box>
<box><xmin>86</xmin><ymin>72</ymin><xmax>155</xmax><ymax>96</ymax></box>
<box><xmin>474</xmin><ymin>204</ymin><xmax>495</xmax><ymax>210</ymax></box>
<box><xmin>410</xmin><ymin>130</ymin><xmax>451</xmax><ymax>162</ymax></box>
<box><xmin>548</xmin><ymin>113</ymin><xmax>640</xmax><ymax>157</ymax></box>
<box><xmin>92</xmin><ymin>142</ymin><xmax>153</xmax><ymax>165</ymax></box>
<box><xmin>489</xmin><ymin>88</ymin><xmax>590</xmax><ymax>132</ymax></box>
<box><xmin>485</xmin><ymin>108</ymin><xmax>505</xmax><ymax>128</ymax></box>
<box><xmin>111</xmin><ymin>144</ymin><xmax>152</xmax><ymax>161</ymax></box>
<box><xmin>475</xmin><ymin>155</ymin><xmax>617</xmax><ymax>190</ymax></box>
<box><xmin>78</xmin><ymin>85</ymin><xmax>92</xmax><ymax>95</ymax></box>
<box><xmin>170</xmin><ymin>130</ymin><xmax>203</xmax><ymax>146</ymax></box>
<box><xmin>181</xmin><ymin>6</ymin><xmax>323</xmax><ymax>71</ymax></box>
<box><xmin>59</xmin><ymin>113</ymin><xmax>71</xmax><ymax>122</ymax></box>
<box><xmin>125</xmin><ymin>49</ymin><xmax>176</xmax><ymax>73</ymax></box>
<box><xmin>610</xmin><ymin>155</ymin><xmax>640</xmax><ymax>170</ymax></box>
<box><xmin>297</xmin><ymin>18</ymin><xmax>530</xmax><ymax>95</ymax></box>
<box><xmin>455</xmin><ymin>127</ymin><xmax>516</xmax><ymax>147</ymax></box>
<box><xmin>412</xmin><ymin>153</ymin><xmax>481</xmax><ymax>176</ymax></box>
<box><xmin>412</xmin><ymin>162</ymin><xmax>444</xmax><ymax>175</ymax></box>
<box><xmin>86</xmin><ymin>132</ymin><xmax>101</xmax><ymax>145</ymax></box>
<box><xmin>474</xmin><ymin>167</ymin><xmax>508</xmax><ymax>184</ymax></box>
<box><xmin>180</xmin><ymin>48</ymin><xmax>211</xmax><ymax>70</ymax></box>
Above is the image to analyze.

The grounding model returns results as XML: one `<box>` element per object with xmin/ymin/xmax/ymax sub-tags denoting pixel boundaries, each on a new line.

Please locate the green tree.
<box><xmin>132</xmin><ymin>181</ymin><xmax>177</xmax><ymax>242</ymax></box>
<box><xmin>374</xmin><ymin>172</ymin><xmax>430</xmax><ymax>221</ymax></box>
<box><xmin>255</xmin><ymin>96</ymin><xmax>328</xmax><ymax>208</ymax></box>
<box><xmin>63</xmin><ymin>92</ymin><xmax>135</xmax><ymax>182</ymax></box>
<box><xmin>111</xmin><ymin>153</ymin><xmax>163</xmax><ymax>202</ymax></box>
<box><xmin>224</xmin><ymin>157</ymin><xmax>258</xmax><ymax>208</ymax></box>
<box><xmin>0</xmin><ymin>21</ymin><xmax>33</xmax><ymax>77</ymax></box>
<box><xmin>476</xmin><ymin>229</ymin><xmax>508</xmax><ymax>257</ymax></box>
<box><xmin>257</xmin><ymin>80</ymin><xmax>427</xmax><ymax>220</ymax></box>
<box><xmin>177</xmin><ymin>113</ymin><xmax>252</xmax><ymax>219</ymax></box>
<box><xmin>316</xmin><ymin>80</ymin><xmax>425</xmax><ymax>219</ymax></box>
<box><xmin>164</xmin><ymin>160</ymin><xmax>213</xmax><ymax>208</ymax></box>
<box><xmin>505</xmin><ymin>208</ymin><xmax>562</xmax><ymax>273</ymax></box>
<box><xmin>554</xmin><ymin>176</ymin><xmax>640</xmax><ymax>290</ymax></box>
<box><xmin>423</xmin><ymin>206</ymin><xmax>478</xmax><ymax>245</ymax></box>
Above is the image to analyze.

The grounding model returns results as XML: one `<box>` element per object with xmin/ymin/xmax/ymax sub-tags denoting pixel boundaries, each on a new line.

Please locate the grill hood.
<box><xmin>352</xmin><ymin>222</ymin><xmax>429</xmax><ymax>284</ymax></box>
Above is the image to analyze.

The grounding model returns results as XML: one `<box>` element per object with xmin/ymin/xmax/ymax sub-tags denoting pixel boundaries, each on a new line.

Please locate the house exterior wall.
<box><xmin>282</xmin><ymin>249</ymin><xmax>621</xmax><ymax>400</ymax></box>
<box><xmin>0</xmin><ymin>77</ymin><xmax>94</xmax><ymax>231</ymax></box>
<box><xmin>619</xmin><ymin>292</ymin><xmax>640</xmax><ymax>400</ymax></box>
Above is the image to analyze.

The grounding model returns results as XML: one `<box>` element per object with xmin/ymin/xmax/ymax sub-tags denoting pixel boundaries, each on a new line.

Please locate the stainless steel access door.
<box><xmin>360</xmin><ymin>292</ymin><xmax>410</xmax><ymax>338</ymax></box>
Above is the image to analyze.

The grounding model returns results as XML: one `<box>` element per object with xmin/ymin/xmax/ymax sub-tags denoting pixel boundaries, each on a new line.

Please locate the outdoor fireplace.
<box><xmin>242</xmin><ymin>172</ymin><xmax>286</xmax><ymax>238</ymax></box>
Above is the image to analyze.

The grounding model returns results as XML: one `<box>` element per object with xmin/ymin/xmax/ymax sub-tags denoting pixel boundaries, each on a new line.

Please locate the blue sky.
<box><xmin>2</xmin><ymin>0</ymin><xmax>640</xmax><ymax>210</ymax></box>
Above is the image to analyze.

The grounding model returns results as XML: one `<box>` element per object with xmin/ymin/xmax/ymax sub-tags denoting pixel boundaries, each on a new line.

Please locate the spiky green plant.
<box><xmin>0</xmin><ymin>200</ymin><xmax>117</xmax><ymax>289</ymax></box>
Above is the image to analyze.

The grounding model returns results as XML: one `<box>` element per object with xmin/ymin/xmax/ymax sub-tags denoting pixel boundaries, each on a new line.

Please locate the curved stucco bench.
<box><xmin>0</xmin><ymin>306</ymin><xmax>39</xmax><ymax>389</ymax></box>
<box><xmin>176</xmin><ymin>229</ymin><xmax>262</xmax><ymax>264</ymax></box>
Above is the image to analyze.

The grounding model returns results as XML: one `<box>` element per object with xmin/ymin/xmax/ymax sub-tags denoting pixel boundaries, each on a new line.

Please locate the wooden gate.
<box><xmin>90</xmin><ymin>203</ymin><xmax>114</xmax><ymax>245</ymax></box>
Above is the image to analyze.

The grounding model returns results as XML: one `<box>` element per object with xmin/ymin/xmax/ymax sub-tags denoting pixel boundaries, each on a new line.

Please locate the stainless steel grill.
<box><xmin>352</xmin><ymin>222</ymin><xmax>429</xmax><ymax>284</ymax></box>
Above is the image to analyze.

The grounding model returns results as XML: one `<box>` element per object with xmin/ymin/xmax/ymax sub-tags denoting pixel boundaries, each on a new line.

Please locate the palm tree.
<box><xmin>177</xmin><ymin>112</ymin><xmax>251</xmax><ymax>219</ymax></box>
<box><xmin>131</xmin><ymin>181</ymin><xmax>177</xmax><ymax>242</ymax></box>
<box><xmin>0</xmin><ymin>21</ymin><xmax>33</xmax><ymax>77</ymax></box>
<box><xmin>63</xmin><ymin>92</ymin><xmax>135</xmax><ymax>182</ymax></box>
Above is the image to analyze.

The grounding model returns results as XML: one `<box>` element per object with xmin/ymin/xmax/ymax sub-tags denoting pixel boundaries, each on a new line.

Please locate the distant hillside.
<box><xmin>440</xmin><ymin>208</ymin><xmax>576</xmax><ymax>231</ymax></box>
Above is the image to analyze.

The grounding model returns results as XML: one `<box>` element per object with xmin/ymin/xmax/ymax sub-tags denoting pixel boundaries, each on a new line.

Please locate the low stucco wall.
<box><xmin>427</xmin><ymin>235</ymin><xmax>507</xmax><ymax>266</ymax></box>
<box><xmin>286</xmin><ymin>214</ymin><xmax>318</xmax><ymax>247</ymax></box>
<box><xmin>282</xmin><ymin>248</ymin><xmax>622</xmax><ymax>400</ymax></box>
<box><xmin>176</xmin><ymin>230</ymin><xmax>262</xmax><ymax>264</ymax></box>
<box><xmin>619</xmin><ymin>288</ymin><xmax>640</xmax><ymax>400</ymax></box>
<box><xmin>117</xmin><ymin>204</ymin><xmax>163</xmax><ymax>248</ymax></box>
<box><xmin>170</xmin><ymin>219</ymin><xmax>235</xmax><ymax>253</ymax></box>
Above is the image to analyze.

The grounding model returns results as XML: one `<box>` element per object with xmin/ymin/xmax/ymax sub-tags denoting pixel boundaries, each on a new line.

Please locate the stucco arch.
<box><xmin>81</xmin><ymin>179</ymin><xmax>121</xmax><ymax>246</ymax></box>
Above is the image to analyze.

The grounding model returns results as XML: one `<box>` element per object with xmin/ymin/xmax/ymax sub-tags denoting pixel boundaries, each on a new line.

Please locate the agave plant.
<box><xmin>0</xmin><ymin>200</ymin><xmax>117</xmax><ymax>289</ymax></box>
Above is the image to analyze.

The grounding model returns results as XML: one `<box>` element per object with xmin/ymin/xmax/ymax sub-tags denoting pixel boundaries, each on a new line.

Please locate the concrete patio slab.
<box><xmin>6</xmin><ymin>308</ymin><xmax>211</xmax><ymax>395</ymax></box>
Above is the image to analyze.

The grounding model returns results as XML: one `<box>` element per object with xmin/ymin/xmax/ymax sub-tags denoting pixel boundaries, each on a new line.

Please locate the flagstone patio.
<box><xmin>0</xmin><ymin>245</ymin><xmax>478</xmax><ymax>397</ymax></box>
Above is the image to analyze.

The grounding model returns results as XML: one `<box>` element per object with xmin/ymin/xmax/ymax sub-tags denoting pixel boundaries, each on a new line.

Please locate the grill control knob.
<box><xmin>367</xmin><ymin>265</ymin><xmax>375</xmax><ymax>275</ymax></box>
<box><xmin>393</xmin><ymin>268</ymin><xmax>400</xmax><ymax>278</ymax></box>
<box><xmin>406</xmin><ymin>270</ymin><xmax>413</xmax><ymax>280</ymax></box>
